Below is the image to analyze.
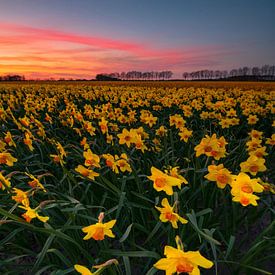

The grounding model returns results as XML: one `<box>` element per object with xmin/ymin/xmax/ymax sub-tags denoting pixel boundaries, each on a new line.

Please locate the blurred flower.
<box><xmin>25</xmin><ymin>173</ymin><xmax>46</xmax><ymax>192</ymax></box>
<box><xmin>240</xmin><ymin>156</ymin><xmax>266</xmax><ymax>176</ymax></box>
<box><xmin>24</xmin><ymin>132</ymin><xmax>34</xmax><ymax>151</ymax></box>
<box><xmin>4</xmin><ymin>131</ymin><xmax>16</xmax><ymax>147</ymax></box>
<box><xmin>0</xmin><ymin>152</ymin><xmax>17</xmax><ymax>166</ymax></box>
<box><xmin>247</xmin><ymin>115</ymin><xmax>258</xmax><ymax>125</ymax></box>
<box><xmin>84</xmin><ymin>149</ymin><xmax>101</xmax><ymax>168</ymax></box>
<box><xmin>0</xmin><ymin>172</ymin><xmax>11</xmax><ymax>190</ymax></box>
<box><xmin>12</xmin><ymin>188</ymin><xmax>29</xmax><ymax>207</ymax></box>
<box><xmin>75</xmin><ymin>165</ymin><xmax>99</xmax><ymax>180</ymax></box>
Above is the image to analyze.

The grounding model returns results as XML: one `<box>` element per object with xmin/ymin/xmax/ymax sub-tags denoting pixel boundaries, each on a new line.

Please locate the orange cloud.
<box><xmin>0</xmin><ymin>22</ymin><xmax>232</xmax><ymax>79</ymax></box>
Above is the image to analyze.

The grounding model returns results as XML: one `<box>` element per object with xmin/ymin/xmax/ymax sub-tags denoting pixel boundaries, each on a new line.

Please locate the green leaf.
<box><xmin>115</xmin><ymin>192</ymin><xmax>126</xmax><ymax>220</ymax></box>
<box><xmin>217</xmin><ymin>260</ymin><xmax>272</xmax><ymax>275</ymax></box>
<box><xmin>144</xmin><ymin>221</ymin><xmax>162</xmax><ymax>244</ymax></box>
<box><xmin>123</xmin><ymin>256</ymin><xmax>131</xmax><ymax>275</ymax></box>
<box><xmin>145</xmin><ymin>266</ymin><xmax>158</xmax><ymax>275</ymax></box>
<box><xmin>32</xmin><ymin>234</ymin><xmax>56</xmax><ymax>272</ymax></box>
<box><xmin>225</xmin><ymin>235</ymin><xmax>235</xmax><ymax>259</ymax></box>
<box><xmin>120</xmin><ymin>223</ymin><xmax>133</xmax><ymax>243</ymax></box>
<box><xmin>102</xmin><ymin>249</ymin><xmax>160</xmax><ymax>259</ymax></box>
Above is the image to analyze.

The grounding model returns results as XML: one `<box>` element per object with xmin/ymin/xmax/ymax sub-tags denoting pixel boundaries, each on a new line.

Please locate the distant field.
<box><xmin>1</xmin><ymin>80</ymin><xmax>275</xmax><ymax>89</ymax></box>
<box><xmin>0</xmin><ymin>82</ymin><xmax>274</xmax><ymax>274</ymax></box>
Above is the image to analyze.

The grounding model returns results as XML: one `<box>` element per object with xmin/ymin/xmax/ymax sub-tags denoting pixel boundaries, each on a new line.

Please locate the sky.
<box><xmin>0</xmin><ymin>0</ymin><xmax>274</xmax><ymax>79</ymax></box>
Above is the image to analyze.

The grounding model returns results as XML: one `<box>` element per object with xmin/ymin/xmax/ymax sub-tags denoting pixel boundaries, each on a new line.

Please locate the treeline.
<box><xmin>0</xmin><ymin>74</ymin><xmax>25</xmax><ymax>81</ymax></box>
<box><xmin>1</xmin><ymin>65</ymin><xmax>275</xmax><ymax>81</ymax></box>
<box><xmin>96</xmin><ymin>70</ymin><xmax>173</xmax><ymax>81</ymax></box>
<box><xmin>182</xmin><ymin>65</ymin><xmax>275</xmax><ymax>80</ymax></box>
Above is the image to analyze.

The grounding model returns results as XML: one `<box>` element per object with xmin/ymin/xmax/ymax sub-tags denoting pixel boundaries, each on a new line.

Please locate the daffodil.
<box><xmin>102</xmin><ymin>154</ymin><xmax>119</xmax><ymax>173</ymax></box>
<box><xmin>148</xmin><ymin>167</ymin><xmax>184</xmax><ymax>195</ymax></box>
<box><xmin>117</xmin><ymin>129</ymin><xmax>137</xmax><ymax>147</ymax></box>
<box><xmin>231</xmin><ymin>172</ymin><xmax>264</xmax><ymax>206</ymax></box>
<box><xmin>178</xmin><ymin>127</ymin><xmax>193</xmax><ymax>142</ymax></box>
<box><xmin>205</xmin><ymin>164</ymin><xmax>232</xmax><ymax>189</ymax></box>
<box><xmin>249</xmin><ymin>129</ymin><xmax>263</xmax><ymax>139</ymax></box>
<box><xmin>156</xmin><ymin>198</ymin><xmax>188</xmax><ymax>228</ymax></box>
<box><xmin>194</xmin><ymin>134</ymin><xmax>227</xmax><ymax>160</ymax></box>
<box><xmin>240</xmin><ymin>156</ymin><xmax>266</xmax><ymax>176</ymax></box>
<box><xmin>248</xmin><ymin>146</ymin><xmax>267</xmax><ymax>158</ymax></box>
<box><xmin>25</xmin><ymin>173</ymin><xmax>46</xmax><ymax>192</ymax></box>
<box><xmin>83</xmin><ymin>149</ymin><xmax>101</xmax><ymax>168</ymax></box>
<box><xmin>266</xmin><ymin>134</ymin><xmax>275</xmax><ymax>146</ymax></box>
<box><xmin>0</xmin><ymin>152</ymin><xmax>17</xmax><ymax>166</ymax></box>
<box><xmin>247</xmin><ymin>115</ymin><xmax>258</xmax><ymax>125</ymax></box>
<box><xmin>99</xmin><ymin>117</ymin><xmax>108</xmax><ymax>134</ymax></box>
<box><xmin>75</xmin><ymin>165</ymin><xmax>99</xmax><ymax>180</ymax></box>
<box><xmin>12</xmin><ymin>188</ymin><xmax>29</xmax><ymax>207</ymax></box>
<box><xmin>4</xmin><ymin>131</ymin><xmax>16</xmax><ymax>147</ymax></box>
<box><xmin>82</xmin><ymin>212</ymin><xmax>116</xmax><ymax>241</ymax></box>
<box><xmin>0</xmin><ymin>171</ymin><xmax>11</xmax><ymax>190</ymax></box>
<box><xmin>20</xmin><ymin>205</ymin><xmax>49</xmax><ymax>223</ymax></box>
<box><xmin>246</xmin><ymin>138</ymin><xmax>262</xmax><ymax>151</ymax></box>
<box><xmin>154</xmin><ymin>238</ymin><xmax>213</xmax><ymax>275</ymax></box>
<box><xmin>74</xmin><ymin>264</ymin><xmax>93</xmax><ymax>275</ymax></box>
<box><xmin>24</xmin><ymin>132</ymin><xmax>34</xmax><ymax>151</ymax></box>
<box><xmin>166</xmin><ymin>166</ymin><xmax>188</xmax><ymax>184</ymax></box>
<box><xmin>156</xmin><ymin>126</ymin><xmax>168</xmax><ymax>137</ymax></box>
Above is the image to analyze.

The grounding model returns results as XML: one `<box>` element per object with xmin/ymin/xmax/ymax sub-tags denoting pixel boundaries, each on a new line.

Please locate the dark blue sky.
<box><xmin>0</xmin><ymin>0</ymin><xmax>274</xmax><ymax>78</ymax></box>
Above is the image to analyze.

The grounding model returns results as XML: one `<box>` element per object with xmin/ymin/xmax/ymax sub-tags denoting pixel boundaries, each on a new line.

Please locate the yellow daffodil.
<box><xmin>231</xmin><ymin>172</ymin><xmax>264</xmax><ymax>206</ymax></box>
<box><xmin>99</xmin><ymin>117</ymin><xmax>108</xmax><ymax>134</ymax></box>
<box><xmin>240</xmin><ymin>156</ymin><xmax>266</xmax><ymax>176</ymax></box>
<box><xmin>178</xmin><ymin>127</ymin><xmax>193</xmax><ymax>142</ymax></box>
<box><xmin>117</xmin><ymin>129</ymin><xmax>137</xmax><ymax>147</ymax></box>
<box><xmin>0</xmin><ymin>152</ymin><xmax>17</xmax><ymax>166</ymax></box>
<box><xmin>194</xmin><ymin>134</ymin><xmax>227</xmax><ymax>160</ymax></box>
<box><xmin>266</xmin><ymin>134</ymin><xmax>275</xmax><ymax>146</ymax></box>
<box><xmin>166</xmin><ymin>166</ymin><xmax>188</xmax><ymax>184</ymax></box>
<box><xmin>75</xmin><ymin>165</ymin><xmax>99</xmax><ymax>180</ymax></box>
<box><xmin>25</xmin><ymin>173</ymin><xmax>46</xmax><ymax>192</ymax></box>
<box><xmin>154</xmin><ymin>238</ymin><xmax>213</xmax><ymax>274</ymax></box>
<box><xmin>156</xmin><ymin>198</ymin><xmax>188</xmax><ymax>228</ymax></box>
<box><xmin>0</xmin><ymin>171</ymin><xmax>11</xmax><ymax>190</ymax></box>
<box><xmin>20</xmin><ymin>205</ymin><xmax>49</xmax><ymax>223</ymax></box>
<box><xmin>4</xmin><ymin>131</ymin><xmax>16</xmax><ymax>147</ymax></box>
<box><xmin>247</xmin><ymin>115</ymin><xmax>258</xmax><ymax>125</ymax></box>
<box><xmin>148</xmin><ymin>167</ymin><xmax>184</xmax><ymax>195</ymax></box>
<box><xmin>205</xmin><ymin>164</ymin><xmax>232</xmax><ymax>189</ymax></box>
<box><xmin>102</xmin><ymin>154</ymin><xmax>119</xmax><ymax>173</ymax></box>
<box><xmin>156</xmin><ymin>126</ymin><xmax>168</xmax><ymax>137</ymax></box>
<box><xmin>12</xmin><ymin>188</ymin><xmax>29</xmax><ymax>207</ymax></box>
<box><xmin>83</xmin><ymin>149</ymin><xmax>101</xmax><ymax>168</ymax></box>
<box><xmin>24</xmin><ymin>132</ymin><xmax>34</xmax><ymax>151</ymax></box>
<box><xmin>74</xmin><ymin>265</ymin><xmax>93</xmax><ymax>275</ymax></box>
<box><xmin>82</xmin><ymin>212</ymin><xmax>116</xmax><ymax>241</ymax></box>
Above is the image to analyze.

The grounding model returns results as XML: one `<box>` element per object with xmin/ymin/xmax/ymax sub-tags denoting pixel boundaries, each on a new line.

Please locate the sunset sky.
<box><xmin>0</xmin><ymin>0</ymin><xmax>274</xmax><ymax>79</ymax></box>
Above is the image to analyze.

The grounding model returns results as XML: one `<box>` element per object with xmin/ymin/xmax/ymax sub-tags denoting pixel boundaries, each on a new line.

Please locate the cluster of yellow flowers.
<box><xmin>0</xmin><ymin>83</ymin><xmax>274</xmax><ymax>274</ymax></box>
<box><xmin>195</xmin><ymin>134</ymin><xmax>227</xmax><ymax>160</ymax></box>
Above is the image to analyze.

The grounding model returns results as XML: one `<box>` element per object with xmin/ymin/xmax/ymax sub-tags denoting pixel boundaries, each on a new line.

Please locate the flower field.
<box><xmin>0</xmin><ymin>82</ymin><xmax>274</xmax><ymax>274</ymax></box>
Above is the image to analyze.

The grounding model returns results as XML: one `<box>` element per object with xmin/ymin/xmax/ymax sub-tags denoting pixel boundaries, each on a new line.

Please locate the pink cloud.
<box><xmin>0</xmin><ymin>22</ymin><xmax>180</xmax><ymax>57</ymax></box>
<box><xmin>0</xmin><ymin>21</ymin><xmax>235</xmax><ymax>78</ymax></box>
